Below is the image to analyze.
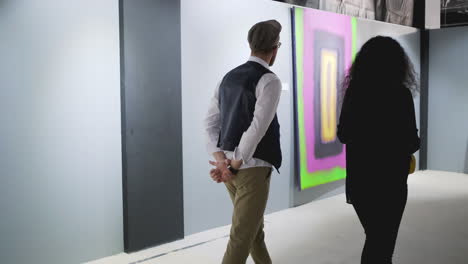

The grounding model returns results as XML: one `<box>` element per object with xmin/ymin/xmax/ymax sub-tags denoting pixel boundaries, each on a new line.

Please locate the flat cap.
<box><xmin>248</xmin><ymin>20</ymin><xmax>282</xmax><ymax>52</ymax></box>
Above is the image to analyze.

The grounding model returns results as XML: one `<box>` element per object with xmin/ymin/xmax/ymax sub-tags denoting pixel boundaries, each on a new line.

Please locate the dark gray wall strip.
<box><xmin>120</xmin><ymin>0</ymin><xmax>184</xmax><ymax>252</ymax></box>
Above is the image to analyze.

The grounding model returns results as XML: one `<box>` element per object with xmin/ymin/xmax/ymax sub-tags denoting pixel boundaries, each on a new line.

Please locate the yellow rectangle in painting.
<box><xmin>320</xmin><ymin>48</ymin><xmax>338</xmax><ymax>143</ymax></box>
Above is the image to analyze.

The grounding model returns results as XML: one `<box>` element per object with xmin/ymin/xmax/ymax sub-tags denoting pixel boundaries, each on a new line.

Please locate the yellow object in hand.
<box><xmin>409</xmin><ymin>154</ymin><xmax>416</xmax><ymax>174</ymax></box>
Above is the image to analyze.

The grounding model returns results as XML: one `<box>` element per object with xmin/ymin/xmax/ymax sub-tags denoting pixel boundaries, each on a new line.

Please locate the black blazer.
<box><xmin>337</xmin><ymin>86</ymin><xmax>420</xmax><ymax>203</ymax></box>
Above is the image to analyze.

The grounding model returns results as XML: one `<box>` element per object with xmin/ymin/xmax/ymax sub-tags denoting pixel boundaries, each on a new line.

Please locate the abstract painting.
<box><xmin>292</xmin><ymin>7</ymin><xmax>357</xmax><ymax>190</ymax></box>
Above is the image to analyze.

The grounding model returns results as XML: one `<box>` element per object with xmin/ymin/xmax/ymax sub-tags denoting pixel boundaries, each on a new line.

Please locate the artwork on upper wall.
<box><xmin>441</xmin><ymin>0</ymin><xmax>468</xmax><ymax>27</ymax></box>
<box><xmin>292</xmin><ymin>7</ymin><xmax>356</xmax><ymax>190</ymax></box>
<box><xmin>275</xmin><ymin>0</ymin><xmax>418</xmax><ymax>27</ymax></box>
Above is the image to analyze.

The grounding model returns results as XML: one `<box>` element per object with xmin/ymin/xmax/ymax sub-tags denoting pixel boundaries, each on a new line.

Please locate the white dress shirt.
<box><xmin>204</xmin><ymin>56</ymin><xmax>282</xmax><ymax>169</ymax></box>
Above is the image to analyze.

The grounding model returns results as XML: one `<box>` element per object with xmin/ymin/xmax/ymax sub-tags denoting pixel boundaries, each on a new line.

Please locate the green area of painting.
<box><xmin>352</xmin><ymin>17</ymin><xmax>358</xmax><ymax>61</ymax></box>
<box><xmin>294</xmin><ymin>8</ymin><xmax>312</xmax><ymax>190</ymax></box>
<box><xmin>300</xmin><ymin>167</ymin><xmax>346</xmax><ymax>190</ymax></box>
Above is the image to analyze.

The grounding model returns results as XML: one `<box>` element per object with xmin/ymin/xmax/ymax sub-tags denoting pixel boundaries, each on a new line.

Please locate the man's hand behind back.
<box><xmin>209</xmin><ymin>159</ymin><xmax>234</xmax><ymax>183</ymax></box>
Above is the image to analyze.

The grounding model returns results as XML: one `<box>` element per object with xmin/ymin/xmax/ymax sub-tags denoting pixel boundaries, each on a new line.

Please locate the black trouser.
<box><xmin>352</xmin><ymin>186</ymin><xmax>408</xmax><ymax>264</ymax></box>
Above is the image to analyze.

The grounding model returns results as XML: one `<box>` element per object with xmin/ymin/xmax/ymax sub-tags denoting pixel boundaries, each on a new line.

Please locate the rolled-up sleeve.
<box><xmin>204</xmin><ymin>82</ymin><xmax>222</xmax><ymax>155</ymax></box>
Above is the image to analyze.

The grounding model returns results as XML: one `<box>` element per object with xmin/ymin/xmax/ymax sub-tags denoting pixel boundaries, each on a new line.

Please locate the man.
<box><xmin>204</xmin><ymin>20</ymin><xmax>283</xmax><ymax>264</ymax></box>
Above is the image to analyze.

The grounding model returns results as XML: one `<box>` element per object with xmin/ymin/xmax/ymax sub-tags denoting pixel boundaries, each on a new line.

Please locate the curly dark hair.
<box><xmin>343</xmin><ymin>36</ymin><xmax>419</xmax><ymax>96</ymax></box>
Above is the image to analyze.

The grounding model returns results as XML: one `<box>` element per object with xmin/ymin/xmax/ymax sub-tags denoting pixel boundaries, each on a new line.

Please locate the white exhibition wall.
<box><xmin>181</xmin><ymin>0</ymin><xmax>421</xmax><ymax>235</ymax></box>
<box><xmin>0</xmin><ymin>1</ymin><xmax>123</xmax><ymax>263</ymax></box>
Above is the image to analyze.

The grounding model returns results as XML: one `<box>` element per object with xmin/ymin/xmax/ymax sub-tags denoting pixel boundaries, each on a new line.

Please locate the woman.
<box><xmin>337</xmin><ymin>36</ymin><xmax>420</xmax><ymax>264</ymax></box>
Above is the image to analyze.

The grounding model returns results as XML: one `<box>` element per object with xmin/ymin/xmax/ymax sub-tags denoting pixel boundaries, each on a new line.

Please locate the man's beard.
<box><xmin>269</xmin><ymin>53</ymin><xmax>277</xmax><ymax>66</ymax></box>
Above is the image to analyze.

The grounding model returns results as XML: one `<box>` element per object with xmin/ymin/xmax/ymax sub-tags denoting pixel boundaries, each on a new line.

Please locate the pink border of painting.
<box><xmin>302</xmin><ymin>9</ymin><xmax>352</xmax><ymax>172</ymax></box>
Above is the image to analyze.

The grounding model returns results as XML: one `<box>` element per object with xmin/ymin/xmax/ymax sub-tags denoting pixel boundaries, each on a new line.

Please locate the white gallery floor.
<box><xmin>88</xmin><ymin>170</ymin><xmax>468</xmax><ymax>264</ymax></box>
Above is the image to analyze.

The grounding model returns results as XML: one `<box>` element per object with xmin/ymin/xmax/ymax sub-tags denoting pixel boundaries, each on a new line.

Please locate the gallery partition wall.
<box><xmin>120</xmin><ymin>0</ymin><xmax>184</xmax><ymax>252</ymax></box>
<box><xmin>419</xmin><ymin>29</ymin><xmax>429</xmax><ymax>170</ymax></box>
<box><xmin>0</xmin><ymin>1</ymin><xmax>123</xmax><ymax>264</ymax></box>
<box><xmin>428</xmin><ymin>26</ymin><xmax>468</xmax><ymax>173</ymax></box>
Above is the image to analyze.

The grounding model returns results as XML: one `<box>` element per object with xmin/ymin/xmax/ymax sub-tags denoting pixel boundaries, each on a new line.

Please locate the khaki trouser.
<box><xmin>222</xmin><ymin>167</ymin><xmax>272</xmax><ymax>264</ymax></box>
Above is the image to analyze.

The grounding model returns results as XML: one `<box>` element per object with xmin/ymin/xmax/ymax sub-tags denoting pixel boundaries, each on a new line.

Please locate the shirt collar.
<box><xmin>248</xmin><ymin>56</ymin><xmax>270</xmax><ymax>69</ymax></box>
